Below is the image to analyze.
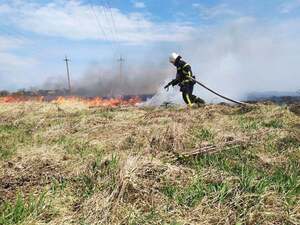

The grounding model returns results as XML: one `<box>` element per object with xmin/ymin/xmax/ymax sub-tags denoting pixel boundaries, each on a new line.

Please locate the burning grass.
<box><xmin>0</xmin><ymin>101</ymin><xmax>299</xmax><ymax>224</ymax></box>
<box><xmin>0</xmin><ymin>96</ymin><xmax>141</xmax><ymax>107</ymax></box>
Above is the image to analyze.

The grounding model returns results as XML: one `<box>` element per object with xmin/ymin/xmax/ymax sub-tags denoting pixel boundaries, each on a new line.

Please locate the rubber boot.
<box><xmin>195</xmin><ymin>97</ymin><xmax>205</xmax><ymax>106</ymax></box>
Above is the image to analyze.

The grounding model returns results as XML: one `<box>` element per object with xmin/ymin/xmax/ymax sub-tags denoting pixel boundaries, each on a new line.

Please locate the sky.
<box><xmin>0</xmin><ymin>0</ymin><xmax>300</xmax><ymax>95</ymax></box>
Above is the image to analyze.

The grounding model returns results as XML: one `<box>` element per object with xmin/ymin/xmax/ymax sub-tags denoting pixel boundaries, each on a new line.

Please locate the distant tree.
<box><xmin>14</xmin><ymin>89</ymin><xmax>26</xmax><ymax>96</ymax></box>
<box><xmin>0</xmin><ymin>90</ymin><xmax>9</xmax><ymax>96</ymax></box>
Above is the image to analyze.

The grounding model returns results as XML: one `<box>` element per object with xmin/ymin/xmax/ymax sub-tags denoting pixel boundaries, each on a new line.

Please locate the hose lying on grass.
<box><xmin>191</xmin><ymin>77</ymin><xmax>248</xmax><ymax>106</ymax></box>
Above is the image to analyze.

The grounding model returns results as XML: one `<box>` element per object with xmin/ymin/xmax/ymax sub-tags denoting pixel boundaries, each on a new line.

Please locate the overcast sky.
<box><xmin>0</xmin><ymin>0</ymin><xmax>300</xmax><ymax>91</ymax></box>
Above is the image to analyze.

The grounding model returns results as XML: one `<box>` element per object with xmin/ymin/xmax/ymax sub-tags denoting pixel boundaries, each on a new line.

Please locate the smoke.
<box><xmin>75</xmin><ymin>66</ymin><xmax>166</xmax><ymax>97</ymax></box>
<box><xmin>44</xmin><ymin>17</ymin><xmax>300</xmax><ymax>105</ymax></box>
<box><xmin>43</xmin><ymin>60</ymin><xmax>171</xmax><ymax>97</ymax></box>
<box><xmin>147</xmin><ymin>17</ymin><xmax>300</xmax><ymax>105</ymax></box>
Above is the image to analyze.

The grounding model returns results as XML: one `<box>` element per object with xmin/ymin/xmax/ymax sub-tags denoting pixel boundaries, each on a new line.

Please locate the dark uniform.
<box><xmin>166</xmin><ymin>56</ymin><xmax>205</xmax><ymax>106</ymax></box>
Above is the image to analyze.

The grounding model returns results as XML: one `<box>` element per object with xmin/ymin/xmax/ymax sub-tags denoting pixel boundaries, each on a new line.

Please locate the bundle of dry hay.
<box><xmin>80</xmin><ymin>156</ymin><xmax>194</xmax><ymax>224</ymax></box>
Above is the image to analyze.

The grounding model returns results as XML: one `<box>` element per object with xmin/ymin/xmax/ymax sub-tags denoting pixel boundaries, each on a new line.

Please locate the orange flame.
<box><xmin>0</xmin><ymin>96</ymin><xmax>141</xmax><ymax>107</ymax></box>
<box><xmin>0</xmin><ymin>96</ymin><xmax>44</xmax><ymax>103</ymax></box>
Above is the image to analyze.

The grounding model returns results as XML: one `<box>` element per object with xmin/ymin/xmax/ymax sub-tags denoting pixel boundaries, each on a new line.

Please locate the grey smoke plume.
<box><xmin>76</xmin><ymin>61</ymin><xmax>172</xmax><ymax>97</ymax></box>
<box><xmin>44</xmin><ymin>17</ymin><xmax>300</xmax><ymax>104</ymax></box>
<box><xmin>148</xmin><ymin>17</ymin><xmax>300</xmax><ymax>105</ymax></box>
<box><xmin>43</xmin><ymin>60</ymin><xmax>171</xmax><ymax>97</ymax></box>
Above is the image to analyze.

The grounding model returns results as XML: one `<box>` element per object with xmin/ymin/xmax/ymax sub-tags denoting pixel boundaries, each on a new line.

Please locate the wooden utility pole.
<box><xmin>117</xmin><ymin>56</ymin><xmax>125</xmax><ymax>96</ymax></box>
<box><xmin>64</xmin><ymin>56</ymin><xmax>72</xmax><ymax>94</ymax></box>
<box><xmin>117</xmin><ymin>55</ymin><xmax>125</xmax><ymax>80</ymax></box>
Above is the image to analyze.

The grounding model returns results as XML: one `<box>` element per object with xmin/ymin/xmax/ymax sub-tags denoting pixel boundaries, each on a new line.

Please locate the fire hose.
<box><xmin>190</xmin><ymin>77</ymin><xmax>247</xmax><ymax>106</ymax></box>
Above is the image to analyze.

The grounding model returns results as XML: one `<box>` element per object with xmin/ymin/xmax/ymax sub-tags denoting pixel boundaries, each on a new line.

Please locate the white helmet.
<box><xmin>169</xmin><ymin>52</ymin><xmax>180</xmax><ymax>64</ymax></box>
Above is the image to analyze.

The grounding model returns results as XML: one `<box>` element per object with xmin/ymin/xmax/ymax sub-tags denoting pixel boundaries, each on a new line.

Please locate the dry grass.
<box><xmin>0</xmin><ymin>102</ymin><xmax>299</xmax><ymax>225</ymax></box>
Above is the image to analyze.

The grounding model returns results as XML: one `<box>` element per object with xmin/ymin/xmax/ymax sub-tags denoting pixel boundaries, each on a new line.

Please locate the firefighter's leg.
<box><xmin>195</xmin><ymin>97</ymin><xmax>206</xmax><ymax>104</ymax></box>
<box><xmin>185</xmin><ymin>93</ymin><xmax>193</xmax><ymax>107</ymax></box>
<box><xmin>185</xmin><ymin>85</ymin><xmax>194</xmax><ymax>107</ymax></box>
<box><xmin>192</xmin><ymin>94</ymin><xmax>205</xmax><ymax>104</ymax></box>
<box><xmin>186</xmin><ymin>85</ymin><xmax>195</xmax><ymax>106</ymax></box>
<box><xmin>190</xmin><ymin>84</ymin><xmax>205</xmax><ymax>105</ymax></box>
<box><xmin>182</xmin><ymin>91</ymin><xmax>193</xmax><ymax>106</ymax></box>
<box><xmin>181</xmin><ymin>84</ymin><xmax>194</xmax><ymax>107</ymax></box>
<box><xmin>182</xmin><ymin>92</ymin><xmax>189</xmax><ymax>105</ymax></box>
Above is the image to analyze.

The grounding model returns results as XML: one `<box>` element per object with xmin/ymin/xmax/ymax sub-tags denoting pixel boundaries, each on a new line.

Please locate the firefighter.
<box><xmin>165</xmin><ymin>53</ymin><xmax>205</xmax><ymax>106</ymax></box>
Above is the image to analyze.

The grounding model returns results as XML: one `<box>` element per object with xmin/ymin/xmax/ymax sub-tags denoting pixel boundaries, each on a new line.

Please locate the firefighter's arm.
<box><xmin>164</xmin><ymin>79</ymin><xmax>179</xmax><ymax>89</ymax></box>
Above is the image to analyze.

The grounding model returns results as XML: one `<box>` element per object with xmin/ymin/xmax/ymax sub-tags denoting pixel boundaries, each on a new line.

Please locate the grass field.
<box><xmin>0</xmin><ymin>102</ymin><xmax>299</xmax><ymax>225</ymax></box>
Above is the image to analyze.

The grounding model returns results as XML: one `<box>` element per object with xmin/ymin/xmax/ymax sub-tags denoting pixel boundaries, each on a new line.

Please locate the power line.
<box><xmin>108</xmin><ymin>1</ymin><xmax>122</xmax><ymax>54</ymax></box>
<box><xmin>104</xmin><ymin>0</ymin><xmax>119</xmax><ymax>42</ymax></box>
<box><xmin>98</xmin><ymin>0</ymin><xmax>120</xmax><ymax>54</ymax></box>
<box><xmin>99</xmin><ymin>0</ymin><xmax>117</xmax><ymax>43</ymax></box>
<box><xmin>89</xmin><ymin>3</ymin><xmax>109</xmax><ymax>42</ymax></box>
<box><xmin>89</xmin><ymin>0</ymin><xmax>119</xmax><ymax>54</ymax></box>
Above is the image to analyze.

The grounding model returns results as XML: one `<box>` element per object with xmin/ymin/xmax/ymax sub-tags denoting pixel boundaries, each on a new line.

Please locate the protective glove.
<box><xmin>164</xmin><ymin>81</ymin><xmax>172</xmax><ymax>91</ymax></box>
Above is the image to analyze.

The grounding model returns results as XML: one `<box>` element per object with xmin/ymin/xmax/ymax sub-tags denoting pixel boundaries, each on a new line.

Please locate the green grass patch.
<box><xmin>189</xmin><ymin>145</ymin><xmax>299</xmax><ymax>202</ymax></box>
<box><xmin>94</xmin><ymin>110</ymin><xmax>115</xmax><ymax>119</ymax></box>
<box><xmin>0</xmin><ymin>145</ymin><xmax>15</xmax><ymax>160</ymax></box>
<box><xmin>269</xmin><ymin>160</ymin><xmax>300</xmax><ymax>196</ymax></box>
<box><xmin>276</xmin><ymin>136</ymin><xmax>300</xmax><ymax>153</ymax></box>
<box><xmin>237</xmin><ymin>165</ymin><xmax>269</xmax><ymax>194</ymax></box>
<box><xmin>162</xmin><ymin>178</ymin><xmax>233</xmax><ymax>207</ymax></box>
<box><xmin>262</xmin><ymin>119</ymin><xmax>284</xmax><ymax>128</ymax></box>
<box><xmin>50</xmin><ymin>177</ymin><xmax>68</xmax><ymax>194</ymax></box>
<box><xmin>0</xmin><ymin>124</ymin><xmax>33</xmax><ymax>160</ymax></box>
<box><xmin>263</xmin><ymin>133</ymin><xmax>299</xmax><ymax>154</ymax></box>
<box><xmin>75</xmin><ymin>154</ymin><xmax>119</xmax><ymax>198</ymax></box>
<box><xmin>76</xmin><ymin>174</ymin><xmax>96</xmax><ymax>198</ymax></box>
<box><xmin>49</xmin><ymin>136</ymin><xmax>103</xmax><ymax>157</ymax></box>
<box><xmin>0</xmin><ymin>124</ymin><xmax>18</xmax><ymax>134</ymax></box>
<box><xmin>263</xmin><ymin>133</ymin><xmax>279</xmax><ymax>154</ymax></box>
<box><xmin>194</xmin><ymin>128</ymin><xmax>215</xmax><ymax>142</ymax></box>
<box><xmin>176</xmin><ymin>179</ymin><xmax>206</xmax><ymax>207</ymax></box>
<box><xmin>0</xmin><ymin>192</ymin><xmax>47</xmax><ymax>225</ymax></box>
<box><xmin>187</xmin><ymin>127</ymin><xmax>216</xmax><ymax>148</ymax></box>
<box><xmin>192</xmin><ymin>146</ymin><xmax>252</xmax><ymax>173</ymax></box>
<box><xmin>128</xmin><ymin>208</ymin><xmax>162</xmax><ymax>225</ymax></box>
<box><xmin>238</xmin><ymin>116</ymin><xmax>261</xmax><ymax>131</ymax></box>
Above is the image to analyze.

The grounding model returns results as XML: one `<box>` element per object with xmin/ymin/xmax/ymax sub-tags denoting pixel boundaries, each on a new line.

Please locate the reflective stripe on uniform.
<box><xmin>178</xmin><ymin>64</ymin><xmax>189</xmax><ymax>71</ymax></box>
<box><xmin>183</xmin><ymin>63</ymin><xmax>189</xmax><ymax>68</ymax></box>
<box><xmin>182</xmin><ymin>79</ymin><xmax>191</xmax><ymax>84</ymax></box>
<box><xmin>186</xmin><ymin>94</ymin><xmax>193</xmax><ymax>106</ymax></box>
<box><xmin>182</xmin><ymin>64</ymin><xmax>192</xmax><ymax>76</ymax></box>
<box><xmin>179</xmin><ymin>63</ymin><xmax>193</xmax><ymax>85</ymax></box>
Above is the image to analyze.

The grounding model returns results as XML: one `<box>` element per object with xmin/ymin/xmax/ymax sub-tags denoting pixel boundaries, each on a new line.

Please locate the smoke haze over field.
<box><xmin>148</xmin><ymin>18</ymin><xmax>300</xmax><ymax>105</ymax></box>
<box><xmin>1</xmin><ymin>0</ymin><xmax>300</xmax><ymax>103</ymax></box>
<box><xmin>43</xmin><ymin>60</ymin><xmax>172</xmax><ymax>97</ymax></box>
<box><xmin>46</xmin><ymin>17</ymin><xmax>300</xmax><ymax>104</ymax></box>
<box><xmin>74</xmin><ymin>62</ymin><xmax>170</xmax><ymax>97</ymax></box>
